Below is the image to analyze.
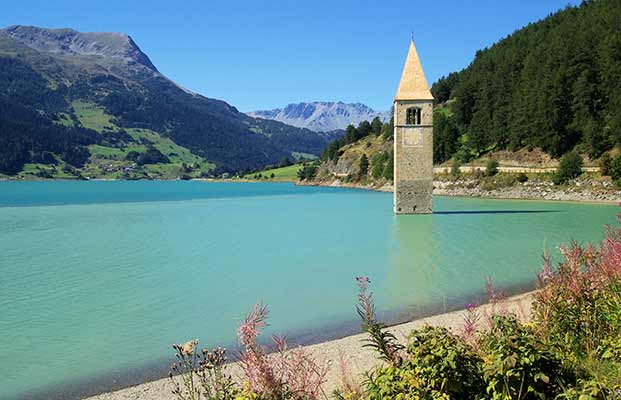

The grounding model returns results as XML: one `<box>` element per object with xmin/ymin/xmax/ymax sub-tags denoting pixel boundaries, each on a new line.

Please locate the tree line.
<box><xmin>431</xmin><ymin>0</ymin><xmax>621</xmax><ymax>164</ymax></box>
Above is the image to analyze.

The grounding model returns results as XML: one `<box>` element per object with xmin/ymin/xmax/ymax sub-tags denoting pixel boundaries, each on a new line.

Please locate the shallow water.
<box><xmin>0</xmin><ymin>181</ymin><xmax>616</xmax><ymax>399</ymax></box>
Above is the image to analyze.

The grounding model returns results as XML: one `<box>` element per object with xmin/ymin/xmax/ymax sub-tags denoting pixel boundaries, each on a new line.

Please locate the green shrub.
<box><xmin>381</xmin><ymin>152</ymin><xmax>393</xmax><ymax>181</ymax></box>
<box><xmin>450</xmin><ymin>159</ymin><xmax>461</xmax><ymax>178</ymax></box>
<box><xmin>366</xmin><ymin>326</ymin><xmax>484</xmax><ymax>400</ymax></box>
<box><xmin>371</xmin><ymin>153</ymin><xmax>388</xmax><ymax>179</ymax></box>
<box><xmin>485</xmin><ymin>159</ymin><xmax>499</xmax><ymax>177</ymax></box>
<box><xmin>610</xmin><ymin>154</ymin><xmax>621</xmax><ymax>186</ymax></box>
<box><xmin>533</xmin><ymin>239</ymin><xmax>621</xmax><ymax>357</ymax></box>
<box><xmin>557</xmin><ymin>379</ymin><xmax>618</xmax><ymax>400</ymax></box>
<box><xmin>359</xmin><ymin>154</ymin><xmax>369</xmax><ymax>177</ymax></box>
<box><xmin>296</xmin><ymin>163</ymin><xmax>318</xmax><ymax>181</ymax></box>
<box><xmin>599</xmin><ymin>153</ymin><xmax>612</xmax><ymax>176</ymax></box>
<box><xmin>480</xmin><ymin>315</ymin><xmax>576</xmax><ymax>399</ymax></box>
<box><xmin>516</xmin><ymin>172</ymin><xmax>528</xmax><ymax>183</ymax></box>
<box><xmin>553</xmin><ymin>151</ymin><xmax>583</xmax><ymax>185</ymax></box>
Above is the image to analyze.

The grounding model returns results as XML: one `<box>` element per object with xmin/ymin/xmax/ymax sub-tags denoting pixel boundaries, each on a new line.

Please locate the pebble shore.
<box><xmin>87</xmin><ymin>293</ymin><xmax>534</xmax><ymax>400</ymax></box>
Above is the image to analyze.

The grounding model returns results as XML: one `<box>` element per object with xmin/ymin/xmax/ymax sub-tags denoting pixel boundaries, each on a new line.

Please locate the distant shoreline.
<box><xmin>2</xmin><ymin>177</ymin><xmax>618</xmax><ymax>204</ymax></box>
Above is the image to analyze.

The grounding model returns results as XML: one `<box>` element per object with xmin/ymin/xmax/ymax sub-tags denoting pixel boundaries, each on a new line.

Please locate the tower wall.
<box><xmin>393</xmin><ymin>99</ymin><xmax>434</xmax><ymax>214</ymax></box>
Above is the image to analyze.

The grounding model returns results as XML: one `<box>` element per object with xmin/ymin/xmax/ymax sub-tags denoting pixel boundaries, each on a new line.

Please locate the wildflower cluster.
<box><xmin>355</xmin><ymin>276</ymin><xmax>404</xmax><ymax>367</ymax></box>
<box><xmin>171</xmin><ymin>303</ymin><xmax>328</xmax><ymax>400</ymax></box>
<box><xmin>170</xmin><ymin>341</ymin><xmax>237</xmax><ymax>400</ymax></box>
<box><xmin>237</xmin><ymin>303</ymin><xmax>328</xmax><ymax>400</ymax></box>
<box><xmin>357</xmin><ymin>209</ymin><xmax>621</xmax><ymax>399</ymax></box>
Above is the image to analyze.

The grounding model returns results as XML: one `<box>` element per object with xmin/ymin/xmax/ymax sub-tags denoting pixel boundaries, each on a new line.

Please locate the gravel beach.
<box><xmin>86</xmin><ymin>292</ymin><xmax>535</xmax><ymax>400</ymax></box>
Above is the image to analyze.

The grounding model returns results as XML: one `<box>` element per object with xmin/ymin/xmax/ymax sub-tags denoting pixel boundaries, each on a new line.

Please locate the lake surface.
<box><xmin>0</xmin><ymin>181</ymin><xmax>617</xmax><ymax>400</ymax></box>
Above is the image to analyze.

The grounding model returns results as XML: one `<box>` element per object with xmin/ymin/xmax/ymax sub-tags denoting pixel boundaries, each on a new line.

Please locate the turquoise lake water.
<box><xmin>0</xmin><ymin>181</ymin><xmax>617</xmax><ymax>399</ymax></box>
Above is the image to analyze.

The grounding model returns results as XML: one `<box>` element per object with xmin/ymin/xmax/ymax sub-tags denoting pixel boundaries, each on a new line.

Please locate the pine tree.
<box><xmin>371</xmin><ymin>117</ymin><xmax>383</xmax><ymax>136</ymax></box>
<box><xmin>359</xmin><ymin>154</ymin><xmax>369</xmax><ymax>177</ymax></box>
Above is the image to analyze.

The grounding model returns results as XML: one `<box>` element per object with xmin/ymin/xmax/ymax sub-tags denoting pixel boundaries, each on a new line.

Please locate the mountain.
<box><xmin>248</xmin><ymin>102</ymin><xmax>390</xmax><ymax>132</ymax></box>
<box><xmin>431</xmin><ymin>0</ymin><xmax>621</xmax><ymax>163</ymax></box>
<box><xmin>0</xmin><ymin>25</ymin><xmax>334</xmax><ymax>177</ymax></box>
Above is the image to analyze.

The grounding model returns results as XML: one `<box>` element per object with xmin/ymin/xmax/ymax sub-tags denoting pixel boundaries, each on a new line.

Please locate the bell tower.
<box><xmin>393</xmin><ymin>38</ymin><xmax>434</xmax><ymax>214</ymax></box>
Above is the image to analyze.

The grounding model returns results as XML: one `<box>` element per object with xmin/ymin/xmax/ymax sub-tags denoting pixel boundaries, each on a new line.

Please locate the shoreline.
<box><xmin>85</xmin><ymin>291</ymin><xmax>535</xmax><ymax>400</ymax></box>
<box><xmin>2</xmin><ymin>178</ymin><xmax>618</xmax><ymax>204</ymax></box>
<box><xmin>298</xmin><ymin>179</ymin><xmax>620</xmax><ymax>204</ymax></box>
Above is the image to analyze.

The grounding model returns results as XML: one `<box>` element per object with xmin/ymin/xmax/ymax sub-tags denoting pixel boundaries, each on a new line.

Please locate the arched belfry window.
<box><xmin>406</xmin><ymin>107</ymin><xmax>422</xmax><ymax>125</ymax></box>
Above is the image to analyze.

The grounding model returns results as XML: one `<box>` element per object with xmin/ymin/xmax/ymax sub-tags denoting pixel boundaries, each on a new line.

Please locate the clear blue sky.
<box><xmin>3</xmin><ymin>0</ymin><xmax>580</xmax><ymax>112</ymax></box>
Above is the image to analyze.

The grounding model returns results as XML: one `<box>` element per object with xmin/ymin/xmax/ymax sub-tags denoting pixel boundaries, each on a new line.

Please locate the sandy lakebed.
<box><xmin>86</xmin><ymin>292</ymin><xmax>535</xmax><ymax>400</ymax></box>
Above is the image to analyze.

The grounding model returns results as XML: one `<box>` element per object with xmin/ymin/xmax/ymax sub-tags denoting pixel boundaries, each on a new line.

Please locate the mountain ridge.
<box><xmin>0</xmin><ymin>25</ymin><xmax>337</xmax><ymax>177</ymax></box>
<box><xmin>248</xmin><ymin>101</ymin><xmax>390</xmax><ymax>132</ymax></box>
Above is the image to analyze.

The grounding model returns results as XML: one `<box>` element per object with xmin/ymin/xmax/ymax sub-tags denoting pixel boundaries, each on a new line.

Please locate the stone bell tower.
<box><xmin>393</xmin><ymin>38</ymin><xmax>434</xmax><ymax>214</ymax></box>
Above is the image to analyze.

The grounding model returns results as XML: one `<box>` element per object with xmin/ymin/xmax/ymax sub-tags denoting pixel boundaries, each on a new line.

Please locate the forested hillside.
<box><xmin>0</xmin><ymin>26</ymin><xmax>334</xmax><ymax>178</ymax></box>
<box><xmin>432</xmin><ymin>0</ymin><xmax>621</xmax><ymax>164</ymax></box>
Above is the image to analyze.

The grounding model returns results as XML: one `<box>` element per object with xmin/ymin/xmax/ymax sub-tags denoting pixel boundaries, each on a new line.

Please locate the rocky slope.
<box><xmin>0</xmin><ymin>25</ymin><xmax>333</xmax><ymax>177</ymax></box>
<box><xmin>248</xmin><ymin>102</ymin><xmax>390</xmax><ymax>132</ymax></box>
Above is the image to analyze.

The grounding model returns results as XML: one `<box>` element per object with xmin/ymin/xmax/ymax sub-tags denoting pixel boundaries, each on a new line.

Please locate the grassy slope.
<box><xmin>18</xmin><ymin>101</ymin><xmax>215</xmax><ymax>179</ymax></box>
<box><xmin>244</xmin><ymin>164</ymin><xmax>303</xmax><ymax>181</ymax></box>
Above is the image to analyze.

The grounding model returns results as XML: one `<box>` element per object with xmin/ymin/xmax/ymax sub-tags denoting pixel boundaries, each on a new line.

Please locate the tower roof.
<box><xmin>395</xmin><ymin>39</ymin><xmax>434</xmax><ymax>101</ymax></box>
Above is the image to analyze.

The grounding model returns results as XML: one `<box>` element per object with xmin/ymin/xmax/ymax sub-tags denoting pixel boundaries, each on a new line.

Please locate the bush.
<box><xmin>485</xmin><ymin>159</ymin><xmax>499</xmax><ymax>177</ymax></box>
<box><xmin>367</xmin><ymin>327</ymin><xmax>484</xmax><ymax>400</ymax></box>
<box><xmin>610</xmin><ymin>154</ymin><xmax>621</xmax><ymax>186</ymax></box>
<box><xmin>534</xmin><ymin>236</ymin><xmax>621</xmax><ymax>357</ymax></box>
<box><xmin>481</xmin><ymin>315</ymin><xmax>576</xmax><ymax>399</ymax></box>
<box><xmin>359</xmin><ymin>154</ymin><xmax>369</xmax><ymax>177</ymax></box>
<box><xmin>381</xmin><ymin>152</ymin><xmax>393</xmax><ymax>181</ymax></box>
<box><xmin>371</xmin><ymin>153</ymin><xmax>388</xmax><ymax>179</ymax></box>
<box><xmin>171</xmin><ymin>303</ymin><xmax>328</xmax><ymax>400</ymax></box>
<box><xmin>599</xmin><ymin>153</ymin><xmax>612</xmax><ymax>176</ymax></box>
<box><xmin>553</xmin><ymin>151</ymin><xmax>583</xmax><ymax>185</ymax></box>
<box><xmin>297</xmin><ymin>163</ymin><xmax>318</xmax><ymax>181</ymax></box>
<box><xmin>516</xmin><ymin>172</ymin><xmax>528</xmax><ymax>183</ymax></box>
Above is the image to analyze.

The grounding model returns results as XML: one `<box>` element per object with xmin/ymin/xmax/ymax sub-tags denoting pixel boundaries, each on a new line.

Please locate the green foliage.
<box><xmin>433</xmin><ymin>110</ymin><xmax>460</xmax><ymax>164</ymax></box>
<box><xmin>370</xmin><ymin>117</ymin><xmax>383</xmax><ymax>136</ymax></box>
<box><xmin>516</xmin><ymin>172</ymin><xmax>529</xmax><ymax>183</ymax></box>
<box><xmin>534</xmin><ymin>242</ymin><xmax>621</xmax><ymax>359</ymax></box>
<box><xmin>371</xmin><ymin>327</ymin><xmax>485</xmax><ymax>399</ymax></box>
<box><xmin>359</xmin><ymin>154</ymin><xmax>369</xmax><ymax>177</ymax></box>
<box><xmin>431</xmin><ymin>72</ymin><xmax>460</xmax><ymax>103</ymax></box>
<box><xmin>356</xmin><ymin>277</ymin><xmax>404</xmax><ymax>367</ymax></box>
<box><xmin>447</xmin><ymin>0</ymin><xmax>620</xmax><ymax>159</ymax></box>
<box><xmin>322</xmin><ymin>120</ymin><xmax>383</xmax><ymax>163</ymax></box>
<box><xmin>610</xmin><ymin>154</ymin><xmax>621</xmax><ymax>185</ymax></box>
<box><xmin>481</xmin><ymin>315</ymin><xmax>575</xmax><ymax>399</ymax></box>
<box><xmin>381</xmin><ymin>151</ymin><xmax>393</xmax><ymax>181</ymax></box>
<box><xmin>381</xmin><ymin>117</ymin><xmax>394</xmax><ymax>141</ymax></box>
<box><xmin>557</xmin><ymin>378</ymin><xmax>618</xmax><ymax>400</ymax></box>
<box><xmin>0</xmin><ymin>32</ymin><xmax>333</xmax><ymax>176</ymax></box>
<box><xmin>371</xmin><ymin>153</ymin><xmax>388</xmax><ymax>179</ymax></box>
<box><xmin>279</xmin><ymin>157</ymin><xmax>292</xmax><ymax>168</ymax></box>
<box><xmin>451</xmin><ymin>159</ymin><xmax>461</xmax><ymax>178</ymax></box>
<box><xmin>125</xmin><ymin>146</ymin><xmax>170</xmax><ymax>165</ymax></box>
<box><xmin>485</xmin><ymin>159</ymin><xmax>499</xmax><ymax>177</ymax></box>
<box><xmin>296</xmin><ymin>162</ymin><xmax>318</xmax><ymax>181</ymax></box>
<box><xmin>553</xmin><ymin>151</ymin><xmax>583</xmax><ymax>185</ymax></box>
<box><xmin>358</xmin><ymin>121</ymin><xmax>372</xmax><ymax>138</ymax></box>
<box><xmin>599</xmin><ymin>153</ymin><xmax>612</xmax><ymax>176</ymax></box>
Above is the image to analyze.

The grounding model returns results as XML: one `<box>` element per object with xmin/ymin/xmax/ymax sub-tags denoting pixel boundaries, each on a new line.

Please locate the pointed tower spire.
<box><xmin>395</xmin><ymin>39</ymin><xmax>434</xmax><ymax>100</ymax></box>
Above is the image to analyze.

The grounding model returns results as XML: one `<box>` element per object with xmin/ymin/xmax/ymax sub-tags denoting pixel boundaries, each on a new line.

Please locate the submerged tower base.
<box><xmin>394</xmin><ymin>179</ymin><xmax>432</xmax><ymax>214</ymax></box>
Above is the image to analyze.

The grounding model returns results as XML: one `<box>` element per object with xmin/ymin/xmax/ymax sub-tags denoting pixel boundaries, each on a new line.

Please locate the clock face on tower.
<box><xmin>402</xmin><ymin>127</ymin><xmax>424</xmax><ymax>148</ymax></box>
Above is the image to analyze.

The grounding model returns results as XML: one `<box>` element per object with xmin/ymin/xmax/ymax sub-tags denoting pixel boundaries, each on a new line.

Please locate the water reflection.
<box><xmin>381</xmin><ymin>214</ymin><xmax>437</xmax><ymax>319</ymax></box>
